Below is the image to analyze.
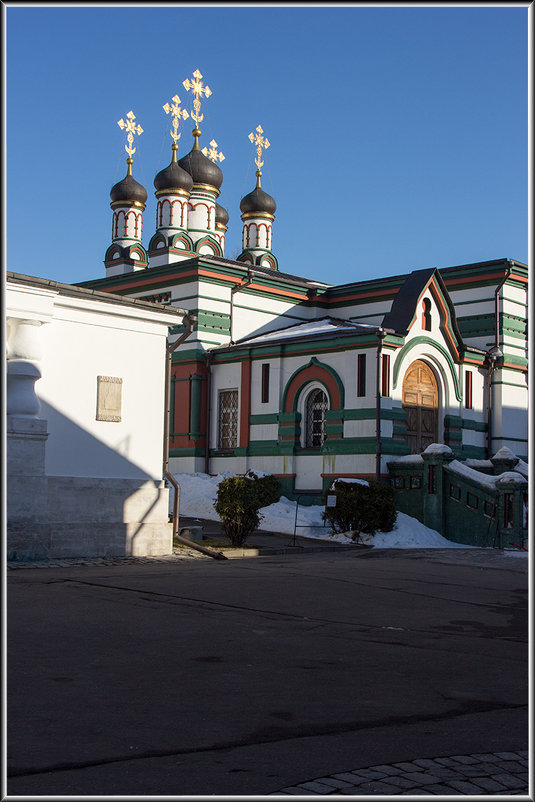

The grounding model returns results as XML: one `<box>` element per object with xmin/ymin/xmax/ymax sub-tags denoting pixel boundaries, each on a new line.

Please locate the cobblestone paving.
<box><xmin>272</xmin><ymin>752</ymin><xmax>529</xmax><ymax>795</ymax></box>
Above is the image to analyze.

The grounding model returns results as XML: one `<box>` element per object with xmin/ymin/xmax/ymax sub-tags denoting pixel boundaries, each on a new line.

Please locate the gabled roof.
<box><xmin>381</xmin><ymin>268</ymin><xmax>464</xmax><ymax>356</ymax></box>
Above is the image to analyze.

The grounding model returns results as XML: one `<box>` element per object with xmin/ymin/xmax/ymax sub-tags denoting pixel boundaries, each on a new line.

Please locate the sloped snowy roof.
<box><xmin>231</xmin><ymin>317</ymin><xmax>380</xmax><ymax>348</ymax></box>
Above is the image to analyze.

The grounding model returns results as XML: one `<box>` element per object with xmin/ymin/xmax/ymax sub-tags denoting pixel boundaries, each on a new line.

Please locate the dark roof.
<box><xmin>240</xmin><ymin>184</ymin><xmax>276</xmax><ymax>215</ymax></box>
<box><xmin>205</xmin><ymin>255</ymin><xmax>331</xmax><ymax>288</ymax></box>
<box><xmin>154</xmin><ymin>158</ymin><xmax>193</xmax><ymax>193</ymax></box>
<box><xmin>110</xmin><ymin>171</ymin><xmax>147</xmax><ymax>205</ymax></box>
<box><xmin>178</xmin><ymin>146</ymin><xmax>223</xmax><ymax>189</ymax></box>
<box><xmin>381</xmin><ymin>267</ymin><xmax>463</xmax><ymax>344</ymax></box>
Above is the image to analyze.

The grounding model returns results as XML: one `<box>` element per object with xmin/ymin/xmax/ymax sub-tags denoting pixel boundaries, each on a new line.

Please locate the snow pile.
<box><xmin>422</xmin><ymin>443</ymin><xmax>453</xmax><ymax>455</ymax></box>
<box><xmin>170</xmin><ymin>471</ymin><xmax>480</xmax><ymax>548</ymax></box>
<box><xmin>331</xmin><ymin>477</ymin><xmax>369</xmax><ymax>487</ymax></box>
<box><xmin>392</xmin><ymin>454</ymin><xmax>424</xmax><ymax>464</ymax></box>
<box><xmin>515</xmin><ymin>459</ymin><xmax>529</xmax><ymax>478</ymax></box>
<box><xmin>369</xmin><ymin>512</ymin><xmax>469</xmax><ymax>549</ymax></box>
<box><xmin>448</xmin><ymin>460</ymin><xmax>525</xmax><ymax>489</ymax></box>
<box><xmin>493</xmin><ymin>446</ymin><xmax>518</xmax><ymax>460</ymax></box>
<box><xmin>496</xmin><ymin>471</ymin><xmax>527</xmax><ymax>485</ymax></box>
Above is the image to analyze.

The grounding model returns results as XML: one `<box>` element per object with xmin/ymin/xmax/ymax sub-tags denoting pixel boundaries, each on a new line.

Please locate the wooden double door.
<box><xmin>402</xmin><ymin>360</ymin><xmax>439</xmax><ymax>454</ymax></box>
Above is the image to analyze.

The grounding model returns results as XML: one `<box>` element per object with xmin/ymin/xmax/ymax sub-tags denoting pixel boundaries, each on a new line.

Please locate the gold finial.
<box><xmin>163</xmin><ymin>94</ymin><xmax>189</xmax><ymax>154</ymax></box>
<box><xmin>117</xmin><ymin>111</ymin><xmax>143</xmax><ymax>171</ymax></box>
<box><xmin>248</xmin><ymin>125</ymin><xmax>270</xmax><ymax>185</ymax></box>
<box><xmin>183</xmin><ymin>69</ymin><xmax>212</xmax><ymax>143</ymax></box>
<box><xmin>202</xmin><ymin>139</ymin><xmax>225</xmax><ymax>163</ymax></box>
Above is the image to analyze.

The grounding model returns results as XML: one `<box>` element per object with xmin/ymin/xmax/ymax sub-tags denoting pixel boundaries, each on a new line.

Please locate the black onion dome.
<box><xmin>215</xmin><ymin>202</ymin><xmax>229</xmax><ymax>226</ymax></box>
<box><xmin>240</xmin><ymin>184</ymin><xmax>276</xmax><ymax>216</ymax></box>
<box><xmin>178</xmin><ymin>146</ymin><xmax>223</xmax><ymax>190</ymax></box>
<box><xmin>154</xmin><ymin>158</ymin><xmax>193</xmax><ymax>194</ymax></box>
<box><xmin>110</xmin><ymin>170</ymin><xmax>147</xmax><ymax>205</ymax></box>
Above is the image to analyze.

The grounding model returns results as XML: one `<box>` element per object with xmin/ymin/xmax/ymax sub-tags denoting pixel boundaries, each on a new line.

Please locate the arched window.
<box><xmin>305</xmin><ymin>388</ymin><xmax>328</xmax><ymax>449</ymax></box>
<box><xmin>422</xmin><ymin>298</ymin><xmax>432</xmax><ymax>331</ymax></box>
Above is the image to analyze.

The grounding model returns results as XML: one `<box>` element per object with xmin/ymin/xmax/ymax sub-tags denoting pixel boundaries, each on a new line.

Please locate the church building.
<box><xmin>79</xmin><ymin>69</ymin><xmax>529</xmax><ymax>505</ymax></box>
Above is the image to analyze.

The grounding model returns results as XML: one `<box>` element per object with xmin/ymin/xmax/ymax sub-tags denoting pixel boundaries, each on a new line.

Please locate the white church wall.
<box><xmin>37</xmin><ymin>296</ymin><xmax>169</xmax><ymax>480</ymax></box>
<box><xmin>7</xmin><ymin>277</ymin><xmax>184</xmax><ymax>559</ymax></box>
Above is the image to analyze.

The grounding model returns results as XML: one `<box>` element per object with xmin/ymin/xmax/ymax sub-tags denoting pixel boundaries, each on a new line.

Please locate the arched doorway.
<box><xmin>402</xmin><ymin>360</ymin><xmax>439</xmax><ymax>454</ymax></box>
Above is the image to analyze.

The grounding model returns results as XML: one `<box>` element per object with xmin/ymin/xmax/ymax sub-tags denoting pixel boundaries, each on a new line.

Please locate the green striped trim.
<box><xmin>444</xmin><ymin>415</ymin><xmax>488</xmax><ymax>432</ymax></box>
<box><xmin>491</xmin><ymin>380</ymin><xmax>528</xmax><ymax>389</ymax></box>
<box><xmin>169</xmin><ymin>447</ymin><xmax>206</xmax><ymax>457</ymax></box>
<box><xmin>457</xmin><ymin>315</ymin><xmax>495</xmax><ymax>337</ymax></box>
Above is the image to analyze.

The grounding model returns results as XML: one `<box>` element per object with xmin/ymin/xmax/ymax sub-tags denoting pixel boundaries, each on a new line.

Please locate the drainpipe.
<box><xmin>204</xmin><ymin>351</ymin><xmax>213</xmax><ymax>475</ymax></box>
<box><xmin>375</xmin><ymin>327</ymin><xmax>386</xmax><ymax>480</ymax></box>
<box><xmin>484</xmin><ymin>264</ymin><xmax>511</xmax><ymax>459</ymax></box>
<box><xmin>485</xmin><ymin>346</ymin><xmax>502</xmax><ymax>460</ymax></box>
<box><xmin>230</xmin><ymin>271</ymin><xmax>254</xmax><ymax>344</ymax></box>
<box><xmin>494</xmin><ymin>263</ymin><xmax>512</xmax><ymax>350</ymax></box>
<box><xmin>163</xmin><ymin>314</ymin><xmax>227</xmax><ymax>560</ymax></box>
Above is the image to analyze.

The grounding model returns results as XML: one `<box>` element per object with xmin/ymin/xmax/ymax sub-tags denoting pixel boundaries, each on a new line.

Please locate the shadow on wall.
<box><xmin>7</xmin><ymin>403</ymin><xmax>171</xmax><ymax>561</ymax></box>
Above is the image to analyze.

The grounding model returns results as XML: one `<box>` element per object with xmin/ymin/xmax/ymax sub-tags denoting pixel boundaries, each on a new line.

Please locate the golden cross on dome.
<box><xmin>202</xmin><ymin>139</ymin><xmax>225</xmax><ymax>163</ymax></box>
<box><xmin>117</xmin><ymin>110</ymin><xmax>143</xmax><ymax>160</ymax></box>
<box><xmin>163</xmin><ymin>94</ymin><xmax>189</xmax><ymax>145</ymax></box>
<box><xmin>183</xmin><ymin>69</ymin><xmax>212</xmax><ymax>132</ymax></box>
<box><xmin>248</xmin><ymin>125</ymin><xmax>270</xmax><ymax>173</ymax></box>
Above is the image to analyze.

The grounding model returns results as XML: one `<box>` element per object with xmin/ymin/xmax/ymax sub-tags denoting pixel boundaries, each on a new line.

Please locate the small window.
<box><xmin>218</xmin><ymin>389</ymin><xmax>238</xmax><ymax>450</ymax></box>
<box><xmin>422</xmin><ymin>298</ymin><xmax>432</xmax><ymax>331</ymax></box>
<box><xmin>465</xmin><ymin>371</ymin><xmax>473</xmax><ymax>410</ymax></box>
<box><xmin>261</xmin><ymin>364</ymin><xmax>270</xmax><ymax>403</ymax></box>
<box><xmin>450</xmin><ymin>483</ymin><xmax>461</xmax><ymax>501</ymax></box>
<box><xmin>410</xmin><ymin>476</ymin><xmax>422</xmax><ymax>489</ymax></box>
<box><xmin>305</xmin><ymin>388</ymin><xmax>328</xmax><ymax>449</ymax></box>
<box><xmin>381</xmin><ymin>354</ymin><xmax>390</xmax><ymax>397</ymax></box>
<box><xmin>467</xmin><ymin>492</ymin><xmax>479</xmax><ymax>510</ymax></box>
<box><xmin>357</xmin><ymin>354</ymin><xmax>366</xmax><ymax>397</ymax></box>
<box><xmin>394</xmin><ymin>476</ymin><xmax>405</xmax><ymax>489</ymax></box>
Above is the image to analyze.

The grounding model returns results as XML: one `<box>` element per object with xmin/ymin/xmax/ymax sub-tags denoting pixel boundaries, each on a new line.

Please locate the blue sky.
<box><xmin>5</xmin><ymin>4</ymin><xmax>529</xmax><ymax>286</ymax></box>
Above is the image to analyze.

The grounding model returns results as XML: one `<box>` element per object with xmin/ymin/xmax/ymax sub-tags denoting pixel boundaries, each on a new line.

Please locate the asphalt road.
<box><xmin>7</xmin><ymin>548</ymin><xmax>528</xmax><ymax>796</ymax></box>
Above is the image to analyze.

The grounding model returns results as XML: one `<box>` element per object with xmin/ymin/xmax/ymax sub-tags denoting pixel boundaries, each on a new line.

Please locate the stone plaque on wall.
<box><xmin>96</xmin><ymin>376</ymin><xmax>123</xmax><ymax>422</ymax></box>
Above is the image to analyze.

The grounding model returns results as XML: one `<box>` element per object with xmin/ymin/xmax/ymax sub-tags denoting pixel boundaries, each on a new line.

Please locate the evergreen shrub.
<box><xmin>323</xmin><ymin>478</ymin><xmax>397</xmax><ymax>541</ymax></box>
<box><xmin>214</xmin><ymin>472</ymin><xmax>281</xmax><ymax>547</ymax></box>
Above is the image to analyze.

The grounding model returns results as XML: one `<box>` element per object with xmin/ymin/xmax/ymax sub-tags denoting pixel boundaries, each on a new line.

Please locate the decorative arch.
<box><xmin>148</xmin><ymin>232</ymin><xmax>167</xmax><ymax>251</ymax></box>
<box><xmin>171</xmin><ymin>231</ymin><xmax>194</xmax><ymax>251</ymax></box>
<box><xmin>194</xmin><ymin>236</ymin><xmax>222</xmax><ymax>257</ymax></box>
<box><xmin>282</xmin><ymin>357</ymin><xmax>344</xmax><ymax>413</ymax></box>
<box><xmin>392</xmin><ymin>336</ymin><xmax>462</xmax><ymax>401</ymax></box>
<box><xmin>256</xmin><ymin>252</ymin><xmax>278</xmax><ymax>271</ymax></box>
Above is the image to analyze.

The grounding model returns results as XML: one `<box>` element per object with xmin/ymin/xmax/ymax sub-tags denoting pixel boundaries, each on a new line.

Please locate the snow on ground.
<box><xmin>169</xmin><ymin>472</ymin><xmax>530</xmax><ymax>552</ymax></box>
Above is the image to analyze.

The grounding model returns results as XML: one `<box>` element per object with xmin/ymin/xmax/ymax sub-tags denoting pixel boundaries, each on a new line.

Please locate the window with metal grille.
<box><xmin>305</xmin><ymin>388</ymin><xmax>328</xmax><ymax>449</ymax></box>
<box><xmin>218</xmin><ymin>389</ymin><xmax>238</xmax><ymax>450</ymax></box>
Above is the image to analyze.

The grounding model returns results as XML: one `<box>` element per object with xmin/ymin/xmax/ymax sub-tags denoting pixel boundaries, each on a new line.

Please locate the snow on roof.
<box><xmin>234</xmin><ymin>317</ymin><xmax>379</xmax><ymax>347</ymax></box>
<box><xmin>465</xmin><ymin>458</ymin><xmax>494</xmax><ymax>469</ymax></box>
<box><xmin>422</xmin><ymin>443</ymin><xmax>454</xmax><ymax>455</ymax></box>
<box><xmin>391</xmin><ymin>454</ymin><xmax>424</xmax><ymax>464</ymax></box>
<box><xmin>492</xmin><ymin>446</ymin><xmax>519</xmax><ymax>460</ymax></box>
<box><xmin>515</xmin><ymin>459</ymin><xmax>529</xmax><ymax>478</ymax></box>
<box><xmin>447</xmin><ymin>460</ymin><xmax>526</xmax><ymax>489</ymax></box>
